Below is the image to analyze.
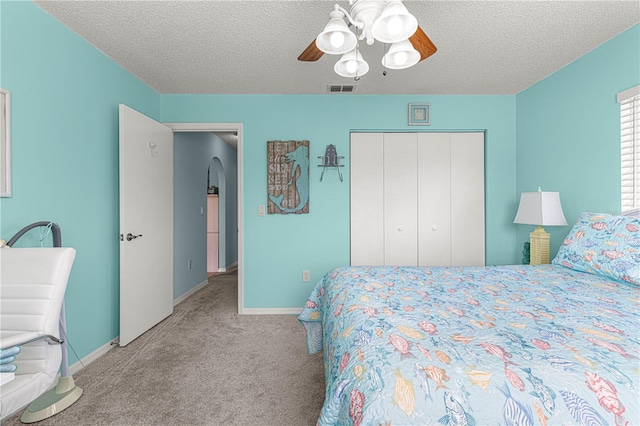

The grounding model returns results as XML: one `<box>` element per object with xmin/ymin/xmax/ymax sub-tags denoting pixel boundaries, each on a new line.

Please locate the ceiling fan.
<box><xmin>298</xmin><ymin>0</ymin><xmax>437</xmax><ymax>78</ymax></box>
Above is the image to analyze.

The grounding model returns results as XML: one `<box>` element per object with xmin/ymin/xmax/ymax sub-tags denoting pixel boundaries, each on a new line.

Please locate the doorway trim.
<box><xmin>165</xmin><ymin>122</ymin><xmax>244</xmax><ymax>315</ymax></box>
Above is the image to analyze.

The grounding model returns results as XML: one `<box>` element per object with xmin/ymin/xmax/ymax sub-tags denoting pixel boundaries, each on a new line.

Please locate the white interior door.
<box><xmin>119</xmin><ymin>104</ymin><xmax>174</xmax><ymax>347</ymax></box>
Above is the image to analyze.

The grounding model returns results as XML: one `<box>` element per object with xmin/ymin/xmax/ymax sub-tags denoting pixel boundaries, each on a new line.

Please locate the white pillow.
<box><xmin>622</xmin><ymin>208</ymin><xmax>640</xmax><ymax>218</ymax></box>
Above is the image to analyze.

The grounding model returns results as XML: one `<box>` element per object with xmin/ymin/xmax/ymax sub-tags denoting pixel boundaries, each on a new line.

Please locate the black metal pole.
<box><xmin>6</xmin><ymin>221</ymin><xmax>61</xmax><ymax>247</ymax></box>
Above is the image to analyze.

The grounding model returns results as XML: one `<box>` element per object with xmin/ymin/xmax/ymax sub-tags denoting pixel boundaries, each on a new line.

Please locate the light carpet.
<box><xmin>4</xmin><ymin>271</ymin><xmax>325</xmax><ymax>425</ymax></box>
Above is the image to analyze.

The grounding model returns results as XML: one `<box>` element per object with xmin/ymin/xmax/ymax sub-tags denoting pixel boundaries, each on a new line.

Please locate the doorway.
<box><xmin>167</xmin><ymin>122</ymin><xmax>243</xmax><ymax>314</ymax></box>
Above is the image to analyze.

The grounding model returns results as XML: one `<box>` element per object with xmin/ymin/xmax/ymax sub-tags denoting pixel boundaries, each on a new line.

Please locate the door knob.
<box><xmin>126</xmin><ymin>233</ymin><xmax>142</xmax><ymax>241</ymax></box>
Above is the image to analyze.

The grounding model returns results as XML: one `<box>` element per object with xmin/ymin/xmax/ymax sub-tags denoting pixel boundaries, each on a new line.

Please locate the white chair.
<box><xmin>0</xmin><ymin>247</ymin><xmax>82</xmax><ymax>423</ymax></box>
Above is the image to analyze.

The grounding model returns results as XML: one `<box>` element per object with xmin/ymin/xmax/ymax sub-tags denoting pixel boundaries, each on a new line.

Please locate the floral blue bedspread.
<box><xmin>298</xmin><ymin>265</ymin><xmax>640</xmax><ymax>426</ymax></box>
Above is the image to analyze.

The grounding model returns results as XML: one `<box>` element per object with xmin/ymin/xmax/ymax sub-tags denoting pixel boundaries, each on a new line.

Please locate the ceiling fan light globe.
<box><xmin>335</xmin><ymin>48</ymin><xmax>369</xmax><ymax>78</ymax></box>
<box><xmin>330</xmin><ymin>31</ymin><xmax>345</xmax><ymax>49</ymax></box>
<box><xmin>346</xmin><ymin>60</ymin><xmax>358</xmax><ymax>74</ymax></box>
<box><xmin>394</xmin><ymin>51</ymin><xmax>408</xmax><ymax>66</ymax></box>
<box><xmin>386</xmin><ymin>15</ymin><xmax>403</xmax><ymax>37</ymax></box>
<box><xmin>316</xmin><ymin>13</ymin><xmax>357</xmax><ymax>54</ymax></box>
<box><xmin>372</xmin><ymin>1</ymin><xmax>418</xmax><ymax>43</ymax></box>
<box><xmin>382</xmin><ymin>39</ymin><xmax>420</xmax><ymax>69</ymax></box>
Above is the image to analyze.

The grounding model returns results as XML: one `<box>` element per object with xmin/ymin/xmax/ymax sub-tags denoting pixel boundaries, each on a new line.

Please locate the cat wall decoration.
<box><xmin>267</xmin><ymin>140</ymin><xmax>309</xmax><ymax>214</ymax></box>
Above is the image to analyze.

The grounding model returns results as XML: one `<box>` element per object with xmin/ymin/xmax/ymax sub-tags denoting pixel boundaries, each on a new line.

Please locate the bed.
<box><xmin>299</xmin><ymin>212</ymin><xmax>639</xmax><ymax>425</ymax></box>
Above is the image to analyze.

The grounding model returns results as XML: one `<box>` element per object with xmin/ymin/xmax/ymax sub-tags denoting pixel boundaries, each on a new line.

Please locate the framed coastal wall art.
<box><xmin>267</xmin><ymin>140</ymin><xmax>309</xmax><ymax>214</ymax></box>
<box><xmin>1</xmin><ymin>88</ymin><xmax>11</xmax><ymax>197</ymax></box>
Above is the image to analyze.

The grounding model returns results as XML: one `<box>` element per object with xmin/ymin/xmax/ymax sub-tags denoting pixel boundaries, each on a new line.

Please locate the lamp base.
<box><xmin>529</xmin><ymin>225</ymin><xmax>550</xmax><ymax>265</ymax></box>
<box><xmin>20</xmin><ymin>377</ymin><xmax>83</xmax><ymax>423</ymax></box>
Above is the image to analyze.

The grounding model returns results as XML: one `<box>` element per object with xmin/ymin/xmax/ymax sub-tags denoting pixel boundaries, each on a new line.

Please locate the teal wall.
<box><xmin>162</xmin><ymin>95</ymin><xmax>517</xmax><ymax>308</ymax></box>
<box><xmin>1</xmin><ymin>2</ymin><xmax>634</xmax><ymax>362</ymax></box>
<box><xmin>0</xmin><ymin>2</ymin><xmax>161</xmax><ymax>361</ymax></box>
<box><xmin>515</xmin><ymin>24</ymin><xmax>640</xmax><ymax>257</ymax></box>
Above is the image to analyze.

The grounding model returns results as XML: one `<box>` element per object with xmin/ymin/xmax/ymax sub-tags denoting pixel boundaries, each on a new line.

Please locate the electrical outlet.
<box><xmin>188</xmin><ymin>259</ymin><xmax>193</xmax><ymax>270</ymax></box>
<box><xmin>302</xmin><ymin>270</ymin><xmax>311</xmax><ymax>282</ymax></box>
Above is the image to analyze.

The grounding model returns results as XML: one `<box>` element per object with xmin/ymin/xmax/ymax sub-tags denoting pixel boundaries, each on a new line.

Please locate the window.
<box><xmin>618</xmin><ymin>86</ymin><xmax>640</xmax><ymax>212</ymax></box>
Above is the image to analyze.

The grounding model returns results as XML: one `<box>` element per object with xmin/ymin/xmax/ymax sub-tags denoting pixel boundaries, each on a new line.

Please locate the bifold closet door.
<box><xmin>383</xmin><ymin>133</ymin><xmax>418</xmax><ymax>266</ymax></box>
<box><xmin>417</xmin><ymin>133</ymin><xmax>452</xmax><ymax>266</ymax></box>
<box><xmin>350</xmin><ymin>132</ymin><xmax>418</xmax><ymax>266</ymax></box>
<box><xmin>450</xmin><ymin>132</ymin><xmax>485</xmax><ymax>266</ymax></box>
<box><xmin>350</xmin><ymin>133</ymin><xmax>384</xmax><ymax>266</ymax></box>
<box><xmin>418</xmin><ymin>132</ymin><xmax>485</xmax><ymax>266</ymax></box>
<box><xmin>351</xmin><ymin>131</ymin><xmax>484</xmax><ymax>267</ymax></box>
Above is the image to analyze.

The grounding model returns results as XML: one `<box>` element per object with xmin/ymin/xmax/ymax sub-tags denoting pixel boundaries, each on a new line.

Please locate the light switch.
<box><xmin>258</xmin><ymin>205</ymin><xmax>265</xmax><ymax>216</ymax></box>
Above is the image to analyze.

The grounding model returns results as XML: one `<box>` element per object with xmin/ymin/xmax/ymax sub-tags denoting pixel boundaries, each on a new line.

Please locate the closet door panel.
<box><xmin>384</xmin><ymin>133</ymin><xmax>418</xmax><ymax>266</ymax></box>
<box><xmin>417</xmin><ymin>133</ymin><xmax>452</xmax><ymax>266</ymax></box>
<box><xmin>350</xmin><ymin>133</ymin><xmax>384</xmax><ymax>266</ymax></box>
<box><xmin>451</xmin><ymin>132</ymin><xmax>485</xmax><ymax>266</ymax></box>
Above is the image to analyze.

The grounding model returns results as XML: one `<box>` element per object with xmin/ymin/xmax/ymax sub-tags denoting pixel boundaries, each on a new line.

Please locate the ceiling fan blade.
<box><xmin>409</xmin><ymin>26</ymin><xmax>437</xmax><ymax>62</ymax></box>
<box><xmin>298</xmin><ymin>39</ymin><xmax>324</xmax><ymax>62</ymax></box>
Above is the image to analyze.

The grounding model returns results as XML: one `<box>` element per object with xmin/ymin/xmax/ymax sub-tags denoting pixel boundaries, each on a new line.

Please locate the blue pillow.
<box><xmin>552</xmin><ymin>212</ymin><xmax>640</xmax><ymax>285</ymax></box>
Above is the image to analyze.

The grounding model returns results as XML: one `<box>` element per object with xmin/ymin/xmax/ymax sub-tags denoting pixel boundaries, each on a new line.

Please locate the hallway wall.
<box><xmin>173</xmin><ymin>132</ymin><xmax>237</xmax><ymax>300</ymax></box>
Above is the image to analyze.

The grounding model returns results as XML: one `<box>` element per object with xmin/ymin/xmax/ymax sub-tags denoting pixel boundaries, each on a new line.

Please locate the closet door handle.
<box><xmin>126</xmin><ymin>233</ymin><xmax>142</xmax><ymax>241</ymax></box>
<box><xmin>397</xmin><ymin>226</ymin><xmax>404</xmax><ymax>232</ymax></box>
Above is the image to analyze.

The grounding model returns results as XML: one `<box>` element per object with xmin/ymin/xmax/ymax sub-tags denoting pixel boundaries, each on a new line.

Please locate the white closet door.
<box><xmin>384</xmin><ymin>133</ymin><xmax>418</xmax><ymax>266</ymax></box>
<box><xmin>418</xmin><ymin>133</ymin><xmax>452</xmax><ymax>266</ymax></box>
<box><xmin>451</xmin><ymin>132</ymin><xmax>485</xmax><ymax>266</ymax></box>
<box><xmin>350</xmin><ymin>133</ymin><xmax>384</xmax><ymax>266</ymax></box>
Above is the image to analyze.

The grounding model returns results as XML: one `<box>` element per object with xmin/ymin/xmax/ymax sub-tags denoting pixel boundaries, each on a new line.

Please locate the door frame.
<box><xmin>165</xmin><ymin>122</ymin><xmax>244</xmax><ymax>315</ymax></box>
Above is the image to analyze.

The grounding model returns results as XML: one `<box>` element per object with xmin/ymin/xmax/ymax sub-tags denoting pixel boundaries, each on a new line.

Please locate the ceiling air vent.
<box><xmin>327</xmin><ymin>84</ymin><xmax>356</xmax><ymax>93</ymax></box>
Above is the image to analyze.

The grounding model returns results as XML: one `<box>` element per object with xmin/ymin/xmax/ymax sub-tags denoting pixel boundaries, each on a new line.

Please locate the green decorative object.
<box><xmin>522</xmin><ymin>242</ymin><xmax>530</xmax><ymax>265</ymax></box>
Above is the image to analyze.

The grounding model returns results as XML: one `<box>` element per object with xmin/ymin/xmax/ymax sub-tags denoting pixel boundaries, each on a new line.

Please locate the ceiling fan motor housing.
<box><xmin>349</xmin><ymin>0</ymin><xmax>387</xmax><ymax>45</ymax></box>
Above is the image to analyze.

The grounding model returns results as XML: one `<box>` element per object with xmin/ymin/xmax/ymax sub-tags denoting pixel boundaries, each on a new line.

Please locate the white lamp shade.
<box><xmin>371</xmin><ymin>1</ymin><xmax>418</xmax><ymax>43</ymax></box>
<box><xmin>316</xmin><ymin>10</ymin><xmax>358</xmax><ymax>55</ymax></box>
<box><xmin>382</xmin><ymin>39</ymin><xmax>420</xmax><ymax>69</ymax></box>
<box><xmin>334</xmin><ymin>48</ymin><xmax>369</xmax><ymax>78</ymax></box>
<box><xmin>514</xmin><ymin>191</ymin><xmax>568</xmax><ymax>226</ymax></box>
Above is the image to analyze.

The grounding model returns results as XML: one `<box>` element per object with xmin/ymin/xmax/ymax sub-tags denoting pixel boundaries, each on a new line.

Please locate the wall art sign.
<box><xmin>0</xmin><ymin>88</ymin><xmax>11</xmax><ymax>197</ymax></box>
<box><xmin>267</xmin><ymin>140</ymin><xmax>309</xmax><ymax>214</ymax></box>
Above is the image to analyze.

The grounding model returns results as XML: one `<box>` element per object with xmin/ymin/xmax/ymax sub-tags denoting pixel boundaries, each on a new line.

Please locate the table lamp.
<box><xmin>514</xmin><ymin>189</ymin><xmax>567</xmax><ymax>265</ymax></box>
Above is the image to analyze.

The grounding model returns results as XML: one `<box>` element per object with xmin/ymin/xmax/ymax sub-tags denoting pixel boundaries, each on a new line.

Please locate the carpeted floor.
<box><xmin>4</xmin><ymin>271</ymin><xmax>325</xmax><ymax>426</ymax></box>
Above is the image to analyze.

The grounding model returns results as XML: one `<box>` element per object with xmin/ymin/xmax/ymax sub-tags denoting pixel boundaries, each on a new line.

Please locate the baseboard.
<box><xmin>69</xmin><ymin>338</ymin><xmax>117</xmax><ymax>375</ymax></box>
<box><xmin>174</xmin><ymin>278</ymin><xmax>209</xmax><ymax>306</ymax></box>
<box><xmin>218</xmin><ymin>260</ymin><xmax>238</xmax><ymax>273</ymax></box>
<box><xmin>241</xmin><ymin>308</ymin><xmax>302</xmax><ymax>315</ymax></box>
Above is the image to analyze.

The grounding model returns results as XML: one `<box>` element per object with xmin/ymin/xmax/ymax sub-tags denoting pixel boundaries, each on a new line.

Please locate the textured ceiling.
<box><xmin>34</xmin><ymin>0</ymin><xmax>640</xmax><ymax>95</ymax></box>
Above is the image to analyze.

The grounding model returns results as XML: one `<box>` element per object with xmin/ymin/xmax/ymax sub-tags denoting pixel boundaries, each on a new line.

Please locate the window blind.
<box><xmin>618</xmin><ymin>86</ymin><xmax>640</xmax><ymax>211</ymax></box>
